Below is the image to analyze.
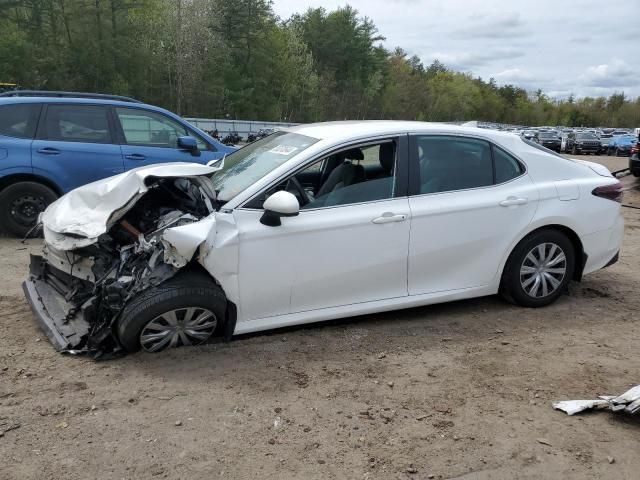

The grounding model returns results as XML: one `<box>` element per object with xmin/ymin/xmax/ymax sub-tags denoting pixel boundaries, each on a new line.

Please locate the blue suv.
<box><xmin>0</xmin><ymin>91</ymin><xmax>236</xmax><ymax>236</ymax></box>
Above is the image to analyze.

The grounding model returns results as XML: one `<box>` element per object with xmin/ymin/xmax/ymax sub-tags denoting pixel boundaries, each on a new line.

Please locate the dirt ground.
<box><xmin>1</xmin><ymin>155</ymin><xmax>638</xmax><ymax>480</ymax></box>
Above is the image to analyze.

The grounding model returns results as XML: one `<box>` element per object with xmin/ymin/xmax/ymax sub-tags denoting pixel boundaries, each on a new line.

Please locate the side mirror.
<box><xmin>177</xmin><ymin>136</ymin><xmax>200</xmax><ymax>157</ymax></box>
<box><xmin>260</xmin><ymin>191</ymin><xmax>299</xmax><ymax>227</ymax></box>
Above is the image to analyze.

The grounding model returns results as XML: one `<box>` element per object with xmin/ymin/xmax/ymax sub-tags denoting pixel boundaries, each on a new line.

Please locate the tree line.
<box><xmin>1</xmin><ymin>0</ymin><xmax>638</xmax><ymax>127</ymax></box>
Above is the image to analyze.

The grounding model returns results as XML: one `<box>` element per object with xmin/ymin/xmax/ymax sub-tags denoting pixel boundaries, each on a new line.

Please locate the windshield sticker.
<box><xmin>268</xmin><ymin>145</ymin><xmax>298</xmax><ymax>155</ymax></box>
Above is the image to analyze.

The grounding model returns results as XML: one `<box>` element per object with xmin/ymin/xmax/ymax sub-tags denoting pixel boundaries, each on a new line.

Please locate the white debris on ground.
<box><xmin>553</xmin><ymin>385</ymin><xmax>640</xmax><ymax>416</ymax></box>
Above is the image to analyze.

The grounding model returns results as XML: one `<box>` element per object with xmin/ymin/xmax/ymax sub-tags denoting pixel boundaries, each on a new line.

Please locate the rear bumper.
<box><xmin>575</xmin><ymin>145</ymin><xmax>600</xmax><ymax>152</ymax></box>
<box><xmin>615</xmin><ymin>147</ymin><xmax>631</xmax><ymax>155</ymax></box>
<box><xmin>581</xmin><ymin>214</ymin><xmax>624</xmax><ymax>276</ymax></box>
<box><xmin>22</xmin><ymin>255</ymin><xmax>90</xmax><ymax>352</ymax></box>
<box><xmin>629</xmin><ymin>155</ymin><xmax>640</xmax><ymax>173</ymax></box>
<box><xmin>541</xmin><ymin>143</ymin><xmax>561</xmax><ymax>150</ymax></box>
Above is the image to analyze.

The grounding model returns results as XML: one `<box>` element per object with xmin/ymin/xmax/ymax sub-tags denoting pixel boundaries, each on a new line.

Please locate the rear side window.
<box><xmin>415</xmin><ymin>136</ymin><xmax>493</xmax><ymax>194</ymax></box>
<box><xmin>0</xmin><ymin>103</ymin><xmax>40</xmax><ymax>139</ymax></box>
<box><xmin>493</xmin><ymin>146</ymin><xmax>524</xmax><ymax>183</ymax></box>
<box><xmin>42</xmin><ymin>105</ymin><xmax>112</xmax><ymax>143</ymax></box>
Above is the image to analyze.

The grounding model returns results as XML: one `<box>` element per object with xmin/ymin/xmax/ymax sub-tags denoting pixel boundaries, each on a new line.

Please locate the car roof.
<box><xmin>285</xmin><ymin>120</ymin><xmax>519</xmax><ymax>143</ymax></box>
<box><xmin>0</xmin><ymin>95</ymin><xmax>174</xmax><ymax>115</ymax></box>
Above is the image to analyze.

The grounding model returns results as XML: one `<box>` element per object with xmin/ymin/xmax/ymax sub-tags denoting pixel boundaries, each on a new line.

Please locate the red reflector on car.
<box><xmin>592</xmin><ymin>182</ymin><xmax>623</xmax><ymax>203</ymax></box>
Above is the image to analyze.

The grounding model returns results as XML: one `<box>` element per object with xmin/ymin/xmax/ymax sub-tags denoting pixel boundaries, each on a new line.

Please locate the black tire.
<box><xmin>116</xmin><ymin>270</ymin><xmax>227</xmax><ymax>353</ymax></box>
<box><xmin>0</xmin><ymin>181</ymin><xmax>58</xmax><ymax>237</ymax></box>
<box><xmin>500</xmin><ymin>229</ymin><xmax>575</xmax><ymax>308</ymax></box>
<box><xmin>632</xmin><ymin>169</ymin><xmax>640</xmax><ymax>178</ymax></box>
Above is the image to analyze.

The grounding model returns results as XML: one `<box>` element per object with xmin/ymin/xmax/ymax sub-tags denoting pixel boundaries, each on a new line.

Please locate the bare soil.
<box><xmin>1</xmin><ymin>155</ymin><xmax>639</xmax><ymax>480</ymax></box>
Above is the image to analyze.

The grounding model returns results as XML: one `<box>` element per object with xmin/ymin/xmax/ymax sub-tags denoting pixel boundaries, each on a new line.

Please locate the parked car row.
<box><xmin>506</xmin><ymin>126</ymin><xmax>639</xmax><ymax>157</ymax></box>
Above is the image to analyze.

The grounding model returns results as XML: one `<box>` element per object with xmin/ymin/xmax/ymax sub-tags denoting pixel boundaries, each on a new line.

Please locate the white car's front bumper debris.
<box><xmin>553</xmin><ymin>385</ymin><xmax>640</xmax><ymax>416</ymax></box>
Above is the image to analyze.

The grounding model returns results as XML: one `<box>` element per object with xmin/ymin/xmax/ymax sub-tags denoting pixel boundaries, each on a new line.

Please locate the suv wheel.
<box><xmin>0</xmin><ymin>182</ymin><xmax>58</xmax><ymax>237</ymax></box>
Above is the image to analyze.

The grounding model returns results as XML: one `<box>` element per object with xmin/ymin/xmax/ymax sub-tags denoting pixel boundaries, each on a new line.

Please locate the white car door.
<box><xmin>407</xmin><ymin>134</ymin><xmax>539</xmax><ymax>295</ymax></box>
<box><xmin>232</xmin><ymin>137</ymin><xmax>411</xmax><ymax>322</ymax></box>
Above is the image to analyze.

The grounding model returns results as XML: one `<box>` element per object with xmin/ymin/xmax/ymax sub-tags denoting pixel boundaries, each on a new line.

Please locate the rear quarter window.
<box><xmin>0</xmin><ymin>103</ymin><xmax>41</xmax><ymax>139</ymax></box>
<box><xmin>493</xmin><ymin>146</ymin><xmax>525</xmax><ymax>183</ymax></box>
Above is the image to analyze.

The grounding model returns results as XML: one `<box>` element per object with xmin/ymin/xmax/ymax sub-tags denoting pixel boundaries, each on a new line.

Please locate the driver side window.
<box><xmin>247</xmin><ymin>140</ymin><xmax>398</xmax><ymax>210</ymax></box>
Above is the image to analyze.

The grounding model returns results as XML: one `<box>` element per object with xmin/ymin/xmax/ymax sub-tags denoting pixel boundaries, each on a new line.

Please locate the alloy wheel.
<box><xmin>519</xmin><ymin>243</ymin><xmax>567</xmax><ymax>298</ymax></box>
<box><xmin>139</xmin><ymin>307</ymin><xmax>217</xmax><ymax>352</ymax></box>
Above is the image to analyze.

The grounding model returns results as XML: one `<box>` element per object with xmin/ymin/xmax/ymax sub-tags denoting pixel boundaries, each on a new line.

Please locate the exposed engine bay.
<box><xmin>25</xmin><ymin>175</ymin><xmax>217</xmax><ymax>358</ymax></box>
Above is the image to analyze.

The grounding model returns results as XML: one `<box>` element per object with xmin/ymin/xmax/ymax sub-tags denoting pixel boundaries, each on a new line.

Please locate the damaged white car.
<box><xmin>23</xmin><ymin>122</ymin><xmax>624</xmax><ymax>357</ymax></box>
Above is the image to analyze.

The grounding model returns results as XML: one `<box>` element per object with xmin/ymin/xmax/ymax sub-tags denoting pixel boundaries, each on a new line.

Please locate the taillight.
<box><xmin>631</xmin><ymin>143</ymin><xmax>639</xmax><ymax>155</ymax></box>
<box><xmin>592</xmin><ymin>181</ymin><xmax>623</xmax><ymax>203</ymax></box>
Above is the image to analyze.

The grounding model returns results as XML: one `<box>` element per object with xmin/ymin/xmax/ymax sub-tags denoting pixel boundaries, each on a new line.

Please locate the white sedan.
<box><xmin>23</xmin><ymin>121</ymin><xmax>624</xmax><ymax>356</ymax></box>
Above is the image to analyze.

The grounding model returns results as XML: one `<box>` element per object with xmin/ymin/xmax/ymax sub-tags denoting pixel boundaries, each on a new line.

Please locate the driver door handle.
<box><xmin>37</xmin><ymin>147</ymin><xmax>60</xmax><ymax>155</ymax></box>
<box><xmin>499</xmin><ymin>197</ymin><xmax>528</xmax><ymax>207</ymax></box>
<box><xmin>125</xmin><ymin>153</ymin><xmax>146</xmax><ymax>160</ymax></box>
<box><xmin>372</xmin><ymin>213</ymin><xmax>407</xmax><ymax>224</ymax></box>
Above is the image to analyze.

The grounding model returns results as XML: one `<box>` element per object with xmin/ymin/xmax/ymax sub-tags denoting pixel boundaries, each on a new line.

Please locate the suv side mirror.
<box><xmin>177</xmin><ymin>136</ymin><xmax>200</xmax><ymax>156</ymax></box>
<box><xmin>260</xmin><ymin>191</ymin><xmax>299</xmax><ymax>227</ymax></box>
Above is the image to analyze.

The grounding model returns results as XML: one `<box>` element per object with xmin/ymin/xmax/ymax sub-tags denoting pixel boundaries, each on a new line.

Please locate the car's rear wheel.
<box><xmin>0</xmin><ymin>182</ymin><xmax>58</xmax><ymax>237</ymax></box>
<box><xmin>116</xmin><ymin>271</ymin><xmax>227</xmax><ymax>353</ymax></box>
<box><xmin>500</xmin><ymin>229</ymin><xmax>575</xmax><ymax>308</ymax></box>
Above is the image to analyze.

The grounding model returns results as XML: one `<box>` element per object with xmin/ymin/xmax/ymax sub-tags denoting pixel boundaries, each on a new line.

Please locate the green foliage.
<box><xmin>0</xmin><ymin>1</ymin><xmax>637</xmax><ymax>126</ymax></box>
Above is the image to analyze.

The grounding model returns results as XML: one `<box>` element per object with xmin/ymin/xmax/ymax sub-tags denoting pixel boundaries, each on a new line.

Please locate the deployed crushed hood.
<box><xmin>41</xmin><ymin>162</ymin><xmax>219</xmax><ymax>246</ymax></box>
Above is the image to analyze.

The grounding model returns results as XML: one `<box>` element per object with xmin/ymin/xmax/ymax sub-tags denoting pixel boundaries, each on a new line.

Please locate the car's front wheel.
<box><xmin>0</xmin><ymin>181</ymin><xmax>58</xmax><ymax>237</ymax></box>
<box><xmin>116</xmin><ymin>271</ymin><xmax>227</xmax><ymax>353</ymax></box>
<box><xmin>500</xmin><ymin>229</ymin><xmax>575</xmax><ymax>308</ymax></box>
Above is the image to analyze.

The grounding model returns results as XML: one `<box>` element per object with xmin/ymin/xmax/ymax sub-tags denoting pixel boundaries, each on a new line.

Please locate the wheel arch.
<box><xmin>0</xmin><ymin>173</ymin><xmax>63</xmax><ymax>196</ymax></box>
<box><xmin>177</xmin><ymin>260</ymin><xmax>237</xmax><ymax>339</ymax></box>
<box><xmin>499</xmin><ymin>223</ymin><xmax>586</xmax><ymax>287</ymax></box>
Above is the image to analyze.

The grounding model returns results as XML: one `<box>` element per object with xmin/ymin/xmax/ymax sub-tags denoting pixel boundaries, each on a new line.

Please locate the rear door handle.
<box><xmin>372</xmin><ymin>213</ymin><xmax>407</xmax><ymax>224</ymax></box>
<box><xmin>125</xmin><ymin>153</ymin><xmax>146</xmax><ymax>160</ymax></box>
<box><xmin>37</xmin><ymin>147</ymin><xmax>60</xmax><ymax>155</ymax></box>
<box><xmin>499</xmin><ymin>197</ymin><xmax>528</xmax><ymax>207</ymax></box>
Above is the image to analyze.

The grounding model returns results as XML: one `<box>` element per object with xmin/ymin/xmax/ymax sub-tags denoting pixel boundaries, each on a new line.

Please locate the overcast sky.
<box><xmin>273</xmin><ymin>0</ymin><xmax>639</xmax><ymax>99</ymax></box>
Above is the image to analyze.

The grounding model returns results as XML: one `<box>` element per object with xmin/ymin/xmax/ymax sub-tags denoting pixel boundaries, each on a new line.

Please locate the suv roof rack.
<box><xmin>0</xmin><ymin>90</ymin><xmax>142</xmax><ymax>103</ymax></box>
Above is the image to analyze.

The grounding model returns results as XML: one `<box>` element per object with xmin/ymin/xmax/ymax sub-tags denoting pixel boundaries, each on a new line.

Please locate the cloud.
<box><xmin>569</xmin><ymin>36</ymin><xmax>591</xmax><ymax>44</ymax></box>
<box><xmin>430</xmin><ymin>49</ymin><xmax>525</xmax><ymax>70</ymax></box>
<box><xmin>272</xmin><ymin>0</ymin><xmax>640</xmax><ymax>100</ymax></box>
<box><xmin>457</xmin><ymin>13</ymin><xmax>530</xmax><ymax>39</ymax></box>
<box><xmin>492</xmin><ymin>68</ymin><xmax>535</xmax><ymax>82</ymax></box>
<box><xmin>580</xmin><ymin>58</ymin><xmax>637</xmax><ymax>88</ymax></box>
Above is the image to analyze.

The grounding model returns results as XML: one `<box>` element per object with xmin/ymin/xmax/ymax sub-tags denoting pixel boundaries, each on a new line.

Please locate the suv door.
<box><xmin>232</xmin><ymin>137</ymin><xmax>411</xmax><ymax>323</ymax></box>
<box><xmin>0</xmin><ymin>103</ymin><xmax>41</xmax><ymax>176</ymax></box>
<box><xmin>407</xmin><ymin>134</ymin><xmax>539</xmax><ymax>295</ymax></box>
<box><xmin>32</xmin><ymin>104</ymin><xmax>124</xmax><ymax>193</ymax></box>
<box><xmin>114</xmin><ymin>107</ymin><xmax>223</xmax><ymax>169</ymax></box>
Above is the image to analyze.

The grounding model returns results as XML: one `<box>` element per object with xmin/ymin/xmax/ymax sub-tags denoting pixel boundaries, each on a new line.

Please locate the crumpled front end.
<box><xmin>23</xmin><ymin>170</ymin><xmax>220</xmax><ymax>358</ymax></box>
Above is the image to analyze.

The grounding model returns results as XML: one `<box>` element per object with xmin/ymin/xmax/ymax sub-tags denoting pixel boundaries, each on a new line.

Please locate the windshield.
<box><xmin>210</xmin><ymin>131</ymin><xmax>319</xmax><ymax>202</ymax></box>
<box><xmin>576</xmin><ymin>133</ymin><xmax>597</xmax><ymax>140</ymax></box>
